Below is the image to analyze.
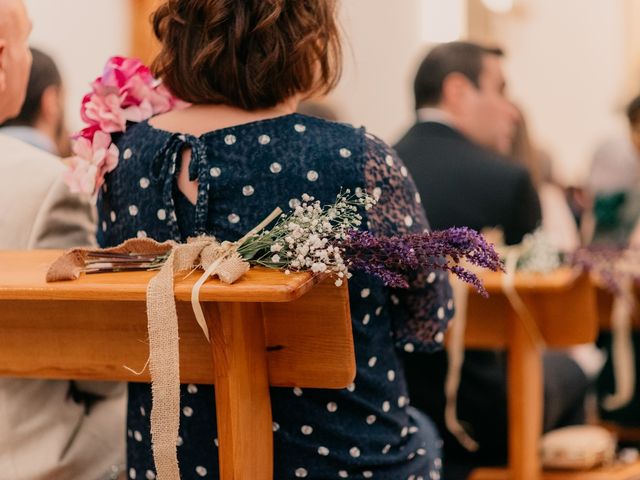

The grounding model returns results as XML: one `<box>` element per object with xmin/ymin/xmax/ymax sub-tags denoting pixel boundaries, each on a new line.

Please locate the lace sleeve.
<box><xmin>364</xmin><ymin>133</ymin><xmax>453</xmax><ymax>353</ymax></box>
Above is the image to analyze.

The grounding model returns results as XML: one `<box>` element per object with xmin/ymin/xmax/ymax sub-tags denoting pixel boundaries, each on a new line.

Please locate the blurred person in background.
<box><xmin>505</xmin><ymin>105</ymin><xmax>580</xmax><ymax>253</ymax></box>
<box><xmin>587</xmin><ymin>95</ymin><xmax>640</xmax><ymax>247</ymax></box>
<box><xmin>594</xmin><ymin>94</ymin><xmax>640</xmax><ymax>435</ymax></box>
<box><xmin>0</xmin><ymin>1</ymin><xmax>125</xmax><ymax>479</ymax></box>
<box><xmin>395</xmin><ymin>41</ymin><xmax>590</xmax><ymax>478</ymax></box>
<box><xmin>0</xmin><ymin>47</ymin><xmax>69</xmax><ymax>155</ymax></box>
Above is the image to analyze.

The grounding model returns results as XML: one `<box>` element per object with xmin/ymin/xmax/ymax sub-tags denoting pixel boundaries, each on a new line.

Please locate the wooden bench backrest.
<box><xmin>0</xmin><ymin>250</ymin><xmax>355</xmax><ymax>389</ymax></box>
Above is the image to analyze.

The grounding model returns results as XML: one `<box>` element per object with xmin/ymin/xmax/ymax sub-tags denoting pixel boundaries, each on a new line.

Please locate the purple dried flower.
<box><xmin>341</xmin><ymin>227</ymin><xmax>503</xmax><ymax>296</ymax></box>
<box><xmin>571</xmin><ymin>245</ymin><xmax>638</xmax><ymax>294</ymax></box>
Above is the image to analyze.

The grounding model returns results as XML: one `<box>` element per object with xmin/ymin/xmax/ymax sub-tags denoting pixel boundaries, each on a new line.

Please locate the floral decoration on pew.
<box><xmin>235</xmin><ymin>190</ymin><xmax>503</xmax><ymax>295</ymax></box>
<box><xmin>77</xmin><ymin>190</ymin><xmax>503</xmax><ymax>296</ymax></box>
<box><xmin>64</xmin><ymin>56</ymin><xmax>188</xmax><ymax>195</ymax></box>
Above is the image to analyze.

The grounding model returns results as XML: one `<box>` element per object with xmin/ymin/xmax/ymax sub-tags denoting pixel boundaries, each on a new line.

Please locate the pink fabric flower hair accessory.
<box><xmin>66</xmin><ymin>56</ymin><xmax>188</xmax><ymax>195</ymax></box>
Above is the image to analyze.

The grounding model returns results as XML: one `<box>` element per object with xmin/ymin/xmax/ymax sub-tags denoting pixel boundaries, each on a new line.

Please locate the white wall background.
<box><xmin>330</xmin><ymin>0</ymin><xmax>467</xmax><ymax>145</ymax></box>
<box><xmin>25</xmin><ymin>0</ymin><xmax>130</xmax><ymax>131</ymax></box>
<box><xmin>22</xmin><ymin>0</ymin><xmax>634</xmax><ymax>185</ymax></box>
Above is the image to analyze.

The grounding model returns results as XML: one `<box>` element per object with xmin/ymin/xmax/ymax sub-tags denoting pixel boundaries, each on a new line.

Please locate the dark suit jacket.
<box><xmin>394</xmin><ymin>122</ymin><xmax>543</xmax><ymax>470</ymax></box>
<box><xmin>394</xmin><ymin>121</ymin><xmax>541</xmax><ymax>245</ymax></box>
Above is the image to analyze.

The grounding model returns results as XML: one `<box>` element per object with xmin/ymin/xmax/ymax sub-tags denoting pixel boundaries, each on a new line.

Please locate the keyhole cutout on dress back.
<box><xmin>177</xmin><ymin>147</ymin><xmax>198</xmax><ymax>205</ymax></box>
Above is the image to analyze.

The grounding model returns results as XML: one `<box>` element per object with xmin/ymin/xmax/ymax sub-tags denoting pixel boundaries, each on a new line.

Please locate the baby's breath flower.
<box><xmin>236</xmin><ymin>189</ymin><xmax>375</xmax><ymax>285</ymax></box>
<box><xmin>311</xmin><ymin>262</ymin><xmax>327</xmax><ymax>273</ymax></box>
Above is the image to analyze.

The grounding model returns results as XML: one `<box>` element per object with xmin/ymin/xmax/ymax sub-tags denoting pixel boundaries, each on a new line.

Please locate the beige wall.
<box><xmin>327</xmin><ymin>0</ymin><xmax>427</xmax><ymax>143</ymax></box>
<box><xmin>25</xmin><ymin>0</ymin><xmax>130</xmax><ymax>131</ymax></box>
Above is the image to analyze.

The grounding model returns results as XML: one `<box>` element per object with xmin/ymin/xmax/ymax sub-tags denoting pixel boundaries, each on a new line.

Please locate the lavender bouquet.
<box><xmin>236</xmin><ymin>191</ymin><xmax>503</xmax><ymax>296</ymax></box>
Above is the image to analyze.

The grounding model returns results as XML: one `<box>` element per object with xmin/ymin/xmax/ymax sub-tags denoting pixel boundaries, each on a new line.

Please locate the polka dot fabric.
<box><xmin>98</xmin><ymin>113</ymin><xmax>450</xmax><ymax>479</ymax></box>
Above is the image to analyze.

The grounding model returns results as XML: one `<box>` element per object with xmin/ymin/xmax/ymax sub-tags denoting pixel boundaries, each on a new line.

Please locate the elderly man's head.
<box><xmin>0</xmin><ymin>0</ymin><xmax>31</xmax><ymax>123</ymax></box>
<box><xmin>414</xmin><ymin>41</ymin><xmax>518</xmax><ymax>154</ymax></box>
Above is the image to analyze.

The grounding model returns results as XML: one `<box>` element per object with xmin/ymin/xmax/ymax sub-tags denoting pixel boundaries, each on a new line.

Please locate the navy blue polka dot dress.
<box><xmin>98</xmin><ymin>113</ymin><xmax>453</xmax><ymax>480</ymax></box>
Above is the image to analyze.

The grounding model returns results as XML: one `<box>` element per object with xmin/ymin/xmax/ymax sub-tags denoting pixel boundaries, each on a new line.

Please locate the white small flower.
<box><xmin>271</xmin><ymin>254</ymin><xmax>281</xmax><ymax>263</ymax></box>
<box><xmin>335</xmin><ymin>279</ymin><xmax>343</xmax><ymax>287</ymax></box>
<box><xmin>270</xmin><ymin>243</ymin><xmax>282</xmax><ymax>252</ymax></box>
<box><xmin>311</xmin><ymin>262</ymin><xmax>327</xmax><ymax>273</ymax></box>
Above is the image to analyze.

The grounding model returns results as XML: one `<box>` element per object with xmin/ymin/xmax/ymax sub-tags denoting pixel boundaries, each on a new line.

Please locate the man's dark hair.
<box><xmin>2</xmin><ymin>48</ymin><xmax>62</xmax><ymax>127</ymax></box>
<box><xmin>627</xmin><ymin>95</ymin><xmax>640</xmax><ymax>125</ymax></box>
<box><xmin>413</xmin><ymin>41</ymin><xmax>503</xmax><ymax>109</ymax></box>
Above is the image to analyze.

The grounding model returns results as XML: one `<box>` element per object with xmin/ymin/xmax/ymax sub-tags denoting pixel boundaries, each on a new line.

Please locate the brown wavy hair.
<box><xmin>151</xmin><ymin>0</ymin><xmax>342</xmax><ymax>110</ymax></box>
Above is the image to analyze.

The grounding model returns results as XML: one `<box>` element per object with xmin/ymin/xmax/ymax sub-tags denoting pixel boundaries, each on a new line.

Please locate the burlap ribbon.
<box><xmin>146</xmin><ymin>238</ymin><xmax>250</xmax><ymax>479</ymax></box>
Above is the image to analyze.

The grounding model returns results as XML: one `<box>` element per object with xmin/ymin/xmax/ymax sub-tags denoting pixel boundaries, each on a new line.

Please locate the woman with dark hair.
<box><xmin>100</xmin><ymin>1</ymin><xmax>452</xmax><ymax>478</ymax></box>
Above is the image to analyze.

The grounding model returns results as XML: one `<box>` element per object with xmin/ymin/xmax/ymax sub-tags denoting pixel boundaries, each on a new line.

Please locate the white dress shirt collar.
<box><xmin>416</xmin><ymin>107</ymin><xmax>455</xmax><ymax>128</ymax></box>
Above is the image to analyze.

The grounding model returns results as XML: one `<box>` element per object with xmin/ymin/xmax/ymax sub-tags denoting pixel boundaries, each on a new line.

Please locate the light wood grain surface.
<box><xmin>0</xmin><ymin>250</ymin><xmax>319</xmax><ymax>302</ymax></box>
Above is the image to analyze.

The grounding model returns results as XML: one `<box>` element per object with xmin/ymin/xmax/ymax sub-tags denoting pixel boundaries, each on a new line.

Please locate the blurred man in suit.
<box><xmin>395</xmin><ymin>41</ymin><xmax>589</xmax><ymax>478</ymax></box>
<box><xmin>0</xmin><ymin>1</ymin><xmax>125</xmax><ymax>479</ymax></box>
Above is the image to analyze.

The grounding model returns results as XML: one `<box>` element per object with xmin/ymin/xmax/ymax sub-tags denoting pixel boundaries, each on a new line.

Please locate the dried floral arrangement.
<box><xmin>81</xmin><ymin>191</ymin><xmax>503</xmax><ymax>295</ymax></box>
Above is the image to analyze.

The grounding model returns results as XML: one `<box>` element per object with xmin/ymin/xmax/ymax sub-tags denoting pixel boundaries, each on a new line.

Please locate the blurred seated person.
<box><xmin>0</xmin><ymin>2</ymin><xmax>125</xmax><ymax>478</ymax></box>
<box><xmin>587</xmin><ymin>95</ymin><xmax>640</xmax><ymax>246</ymax></box>
<box><xmin>596</xmin><ymin>95</ymin><xmax>640</xmax><ymax>433</ymax></box>
<box><xmin>395</xmin><ymin>41</ymin><xmax>590</xmax><ymax>478</ymax></box>
<box><xmin>506</xmin><ymin>106</ymin><xmax>580</xmax><ymax>253</ymax></box>
<box><xmin>0</xmin><ymin>47</ymin><xmax>69</xmax><ymax>155</ymax></box>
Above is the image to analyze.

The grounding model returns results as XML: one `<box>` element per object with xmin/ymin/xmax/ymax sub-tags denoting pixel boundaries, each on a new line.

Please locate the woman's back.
<box><xmin>99</xmin><ymin>112</ymin><xmax>451</xmax><ymax>479</ymax></box>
